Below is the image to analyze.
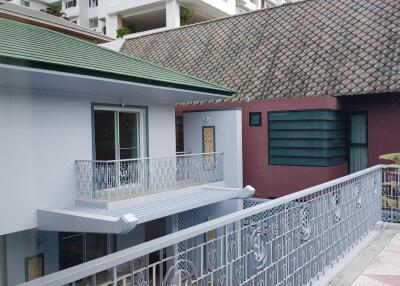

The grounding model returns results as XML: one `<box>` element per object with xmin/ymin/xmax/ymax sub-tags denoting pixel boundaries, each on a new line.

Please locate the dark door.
<box><xmin>349</xmin><ymin>113</ymin><xmax>368</xmax><ymax>173</ymax></box>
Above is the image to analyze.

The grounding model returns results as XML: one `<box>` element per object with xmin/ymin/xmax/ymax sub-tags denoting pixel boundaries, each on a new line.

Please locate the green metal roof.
<box><xmin>0</xmin><ymin>18</ymin><xmax>234</xmax><ymax>96</ymax></box>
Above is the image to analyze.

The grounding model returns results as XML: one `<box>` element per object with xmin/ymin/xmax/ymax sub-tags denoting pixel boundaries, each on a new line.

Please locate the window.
<box><xmin>349</xmin><ymin>113</ymin><xmax>368</xmax><ymax>173</ymax></box>
<box><xmin>89</xmin><ymin>17</ymin><xmax>98</xmax><ymax>29</ymax></box>
<box><xmin>71</xmin><ymin>20</ymin><xmax>77</xmax><ymax>24</ymax></box>
<box><xmin>249</xmin><ymin>112</ymin><xmax>262</xmax><ymax>126</ymax></box>
<box><xmin>20</xmin><ymin>0</ymin><xmax>30</xmax><ymax>7</ymax></box>
<box><xmin>65</xmin><ymin>0</ymin><xmax>76</xmax><ymax>9</ymax></box>
<box><xmin>89</xmin><ymin>0</ymin><xmax>98</xmax><ymax>8</ymax></box>
<box><xmin>268</xmin><ymin>110</ymin><xmax>347</xmax><ymax>167</ymax></box>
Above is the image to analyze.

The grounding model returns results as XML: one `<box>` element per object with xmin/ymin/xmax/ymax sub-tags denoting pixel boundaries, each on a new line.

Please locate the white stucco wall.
<box><xmin>0</xmin><ymin>89</ymin><xmax>176</xmax><ymax>236</ymax></box>
<box><xmin>193</xmin><ymin>199</ymin><xmax>242</xmax><ymax>224</ymax></box>
<box><xmin>183</xmin><ymin>109</ymin><xmax>243</xmax><ymax>188</ymax></box>
<box><xmin>5</xmin><ymin>230</ymin><xmax>59</xmax><ymax>286</ymax></box>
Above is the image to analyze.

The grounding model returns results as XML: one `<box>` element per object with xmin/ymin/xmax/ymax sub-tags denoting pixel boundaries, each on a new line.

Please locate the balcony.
<box><xmin>20</xmin><ymin>165</ymin><xmax>400</xmax><ymax>286</ymax></box>
<box><xmin>75</xmin><ymin>152</ymin><xmax>224</xmax><ymax>202</ymax></box>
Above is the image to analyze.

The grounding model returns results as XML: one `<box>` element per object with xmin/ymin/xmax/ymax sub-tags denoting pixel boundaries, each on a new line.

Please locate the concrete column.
<box><xmin>106</xmin><ymin>14</ymin><xmax>122</xmax><ymax>39</ymax></box>
<box><xmin>166</xmin><ymin>0</ymin><xmax>180</xmax><ymax>28</ymax></box>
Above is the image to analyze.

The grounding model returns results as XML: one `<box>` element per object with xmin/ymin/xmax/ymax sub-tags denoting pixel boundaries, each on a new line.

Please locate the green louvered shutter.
<box><xmin>268</xmin><ymin>110</ymin><xmax>347</xmax><ymax>167</ymax></box>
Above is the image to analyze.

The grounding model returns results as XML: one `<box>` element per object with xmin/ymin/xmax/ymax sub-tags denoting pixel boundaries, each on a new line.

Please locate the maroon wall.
<box><xmin>177</xmin><ymin>96</ymin><xmax>349</xmax><ymax>198</ymax></box>
<box><xmin>343</xmin><ymin>94</ymin><xmax>400</xmax><ymax>167</ymax></box>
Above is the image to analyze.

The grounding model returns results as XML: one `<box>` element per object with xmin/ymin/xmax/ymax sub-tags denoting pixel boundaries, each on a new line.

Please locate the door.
<box><xmin>94</xmin><ymin>107</ymin><xmax>144</xmax><ymax>161</ymax></box>
<box><xmin>349</xmin><ymin>113</ymin><xmax>368</xmax><ymax>173</ymax></box>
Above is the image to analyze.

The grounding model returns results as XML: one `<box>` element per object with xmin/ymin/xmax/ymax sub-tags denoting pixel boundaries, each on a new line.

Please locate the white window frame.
<box><xmin>94</xmin><ymin>106</ymin><xmax>147</xmax><ymax>159</ymax></box>
<box><xmin>65</xmin><ymin>0</ymin><xmax>77</xmax><ymax>9</ymax></box>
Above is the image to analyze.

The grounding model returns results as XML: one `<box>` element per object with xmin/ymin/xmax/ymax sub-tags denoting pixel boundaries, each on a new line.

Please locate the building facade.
<box><xmin>1</xmin><ymin>0</ymin><xmax>111</xmax><ymax>43</ymax></box>
<box><xmin>0</xmin><ymin>18</ymin><xmax>253</xmax><ymax>285</ymax></box>
<box><xmin>7</xmin><ymin>0</ymin><xmax>293</xmax><ymax>38</ymax></box>
<box><xmin>121</xmin><ymin>0</ymin><xmax>400</xmax><ymax>198</ymax></box>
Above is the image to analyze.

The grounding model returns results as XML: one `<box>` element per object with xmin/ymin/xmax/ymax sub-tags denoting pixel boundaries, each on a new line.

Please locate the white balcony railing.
<box><xmin>22</xmin><ymin>165</ymin><xmax>400</xmax><ymax>286</ymax></box>
<box><xmin>75</xmin><ymin>152</ymin><xmax>224</xmax><ymax>202</ymax></box>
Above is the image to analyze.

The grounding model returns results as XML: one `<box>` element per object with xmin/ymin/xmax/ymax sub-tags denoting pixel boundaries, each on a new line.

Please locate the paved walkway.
<box><xmin>330</xmin><ymin>229</ymin><xmax>400</xmax><ymax>286</ymax></box>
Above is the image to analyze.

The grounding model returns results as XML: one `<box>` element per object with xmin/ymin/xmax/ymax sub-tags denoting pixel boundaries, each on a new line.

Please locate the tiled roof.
<box><xmin>0</xmin><ymin>1</ymin><xmax>112</xmax><ymax>43</ymax></box>
<box><xmin>0</xmin><ymin>18</ymin><xmax>234</xmax><ymax>96</ymax></box>
<box><xmin>121</xmin><ymin>0</ymin><xmax>400</xmax><ymax>103</ymax></box>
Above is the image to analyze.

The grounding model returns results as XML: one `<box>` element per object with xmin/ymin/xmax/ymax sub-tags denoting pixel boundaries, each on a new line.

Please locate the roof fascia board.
<box><xmin>0</xmin><ymin>55</ymin><xmax>234</xmax><ymax>96</ymax></box>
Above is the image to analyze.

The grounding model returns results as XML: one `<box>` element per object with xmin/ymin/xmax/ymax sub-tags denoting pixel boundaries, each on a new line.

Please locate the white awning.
<box><xmin>38</xmin><ymin>186</ymin><xmax>255</xmax><ymax>234</ymax></box>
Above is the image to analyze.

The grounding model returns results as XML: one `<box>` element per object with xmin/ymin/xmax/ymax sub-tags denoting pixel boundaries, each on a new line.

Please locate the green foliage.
<box><xmin>180</xmin><ymin>6</ymin><xmax>195</xmax><ymax>26</ymax></box>
<box><xmin>41</xmin><ymin>5</ymin><xmax>67</xmax><ymax>19</ymax></box>
<box><xmin>116</xmin><ymin>26</ymin><xmax>135</xmax><ymax>38</ymax></box>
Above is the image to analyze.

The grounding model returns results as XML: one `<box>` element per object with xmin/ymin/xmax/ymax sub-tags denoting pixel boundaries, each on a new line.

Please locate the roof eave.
<box><xmin>0</xmin><ymin>55</ymin><xmax>234</xmax><ymax>97</ymax></box>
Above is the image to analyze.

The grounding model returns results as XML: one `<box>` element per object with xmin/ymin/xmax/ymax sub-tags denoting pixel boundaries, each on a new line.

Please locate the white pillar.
<box><xmin>166</xmin><ymin>0</ymin><xmax>180</xmax><ymax>28</ymax></box>
<box><xmin>106</xmin><ymin>14</ymin><xmax>122</xmax><ymax>39</ymax></box>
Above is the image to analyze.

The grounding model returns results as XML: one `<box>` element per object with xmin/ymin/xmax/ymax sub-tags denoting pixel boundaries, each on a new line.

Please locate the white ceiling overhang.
<box><xmin>0</xmin><ymin>64</ymin><xmax>231</xmax><ymax>104</ymax></box>
<box><xmin>37</xmin><ymin>186</ymin><xmax>255</xmax><ymax>234</ymax></box>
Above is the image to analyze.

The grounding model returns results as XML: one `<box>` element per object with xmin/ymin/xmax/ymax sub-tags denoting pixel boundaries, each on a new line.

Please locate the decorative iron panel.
<box><xmin>39</xmin><ymin>166</ymin><xmax>387</xmax><ymax>286</ymax></box>
<box><xmin>75</xmin><ymin>152</ymin><xmax>224</xmax><ymax>202</ymax></box>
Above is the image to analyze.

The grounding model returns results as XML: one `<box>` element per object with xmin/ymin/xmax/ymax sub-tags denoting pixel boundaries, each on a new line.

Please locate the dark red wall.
<box><xmin>343</xmin><ymin>94</ymin><xmax>400</xmax><ymax>167</ymax></box>
<box><xmin>177</xmin><ymin>96</ymin><xmax>349</xmax><ymax>198</ymax></box>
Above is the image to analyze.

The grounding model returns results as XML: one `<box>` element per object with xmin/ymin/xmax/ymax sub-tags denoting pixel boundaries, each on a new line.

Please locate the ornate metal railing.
<box><xmin>75</xmin><ymin>152</ymin><xmax>224</xmax><ymax>202</ymax></box>
<box><xmin>382</xmin><ymin>166</ymin><xmax>400</xmax><ymax>222</ymax></box>
<box><xmin>24</xmin><ymin>165</ymin><xmax>386</xmax><ymax>286</ymax></box>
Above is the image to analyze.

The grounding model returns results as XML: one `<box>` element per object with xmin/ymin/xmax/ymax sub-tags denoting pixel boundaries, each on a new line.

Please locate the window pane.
<box><xmin>85</xmin><ymin>234</ymin><xmax>108</xmax><ymax>261</ymax></box>
<box><xmin>350</xmin><ymin>146</ymin><xmax>368</xmax><ymax>173</ymax></box>
<box><xmin>351</xmin><ymin>114</ymin><xmax>367</xmax><ymax>144</ymax></box>
<box><xmin>59</xmin><ymin>233</ymin><xmax>84</xmax><ymax>270</ymax></box>
<box><xmin>95</xmin><ymin>110</ymin><xmax>115</xmax><ymax>160</ymax></box>
<box><xmin>119</xmin><ymin>112</ymin><xmax>139</xmax><ymax>159</ymax></box>
<box><xmin>249</xmin><ymin>112</ymin><xmax>262</xmax><ymax>126</ymax></box>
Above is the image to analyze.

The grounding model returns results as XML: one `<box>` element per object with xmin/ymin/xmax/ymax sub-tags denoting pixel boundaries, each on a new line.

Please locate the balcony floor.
<box><xmin>330</xmin><ymin>228</ymin><xmax>400</xmax><ymax>286</ymax></box>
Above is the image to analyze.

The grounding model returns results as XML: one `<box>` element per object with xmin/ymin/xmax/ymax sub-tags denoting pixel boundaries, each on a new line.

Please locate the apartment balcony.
<box><xmin>75</xmin><ymin>152</ymin><xmax>224</xmax><ymax>203</ymax></box>
<box><xmin>22</xmin><ymin>165</ymin><xmax>400</xmax><ymax>286</ymax></box>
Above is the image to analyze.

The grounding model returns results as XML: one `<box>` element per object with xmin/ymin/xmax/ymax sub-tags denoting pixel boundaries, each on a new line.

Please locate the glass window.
<box><xmin>89</xmin><ymin>0</ymin><xmax>98</xmax><ymax>7</ymax></box>
<box><xmin>249</xmin><ymin>112</ymin><xmax>262</xmax><ymax>126</ymax></box>
<box><xmin>350</xmin><ymin>113</ymin><xmax>368</xmax><ymax>173</ymax></box>
<box><xmin>89</xmin><ymin>17</ymin><xmax>98</xmax><ymax>29</ymax></box>
<box><xmin>65</xmin><ymin>0</ymin><xmax>77</xmax><ymax>9</ymax></box>
<box><xmin>20</xmin><ymin>0</ymin><xmax>30</xmax><ymax>7</ymax></box>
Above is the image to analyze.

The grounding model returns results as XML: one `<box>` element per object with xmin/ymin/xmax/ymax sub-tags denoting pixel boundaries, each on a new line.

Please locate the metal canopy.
<box><xmin>37</xmin><ymin>186</ymin><xmax>255</xmax><ymax>234</ymax></box>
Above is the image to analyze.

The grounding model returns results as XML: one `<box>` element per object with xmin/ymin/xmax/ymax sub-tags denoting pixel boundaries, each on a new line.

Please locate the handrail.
<box><xmin>75</xmin><ymin>152</ymin><xmax>223</xmax><ymax>163</ymax></box>
<box><xmin>21</xmin><ymin>164</ymin><xmax>386</xmax><ymax>286</ymax></box>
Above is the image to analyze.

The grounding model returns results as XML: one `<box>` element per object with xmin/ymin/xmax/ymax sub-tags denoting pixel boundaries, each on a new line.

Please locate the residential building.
<box><xmin>98</xmin><ymin>0</ymin><xmax>293</xmax><ymax>39</ymax></box>
<box><xmin>121</xmin><ymin>0</ymin><xmax>400</xmax><ymax>198</ymax></box>
<box><xmin>0</xmin><ymin>1</ymin><xmax>111</xmax><ymax>43</ymax></box>
<box><xmin>0</xmin><ymin>17</ymin><xmax>252</xmax><ymax>285</ymax></box>
<box><xmin>3</xmin><ymin>1</ymin><xmax>400</xmax><ymax>286</ymax></box>
<box><xmin>6</xmin><ymin>0</ymin><xmax>293</xmax><ymax>39</ymax></box>
<box><xmin>6</xmin><ymin>0</ymin><xmax>58</xmax><ymax>10</ymax></box>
